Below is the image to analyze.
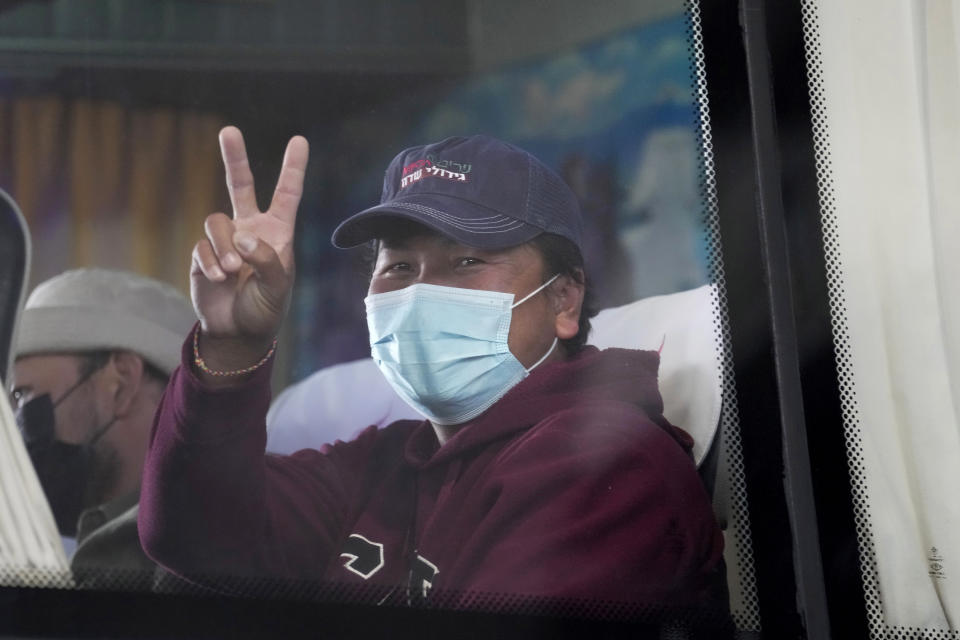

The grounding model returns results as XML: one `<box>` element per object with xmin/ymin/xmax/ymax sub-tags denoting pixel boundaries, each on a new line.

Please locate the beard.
<box><xmin>83</xmin><ymin>442</ymin><xmax>121</xmax><ymax>509</ymax></box>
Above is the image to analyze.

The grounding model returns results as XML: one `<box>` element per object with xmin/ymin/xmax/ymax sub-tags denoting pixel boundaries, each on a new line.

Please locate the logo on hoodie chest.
<box><xmin>338</xmin><ymin>532</ymin><xmax>440</xmax><ymax>600</ymax></box>
<box><xmin>339</xmin><ymin>533</ymin><xmax>385</xmax><ymax>579</ymax></box>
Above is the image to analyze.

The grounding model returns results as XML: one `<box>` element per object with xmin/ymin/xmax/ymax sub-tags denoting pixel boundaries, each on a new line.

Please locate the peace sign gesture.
<box><xmin>190</xmin><ymin>126</ymin><xmax>309</xmax><ymax>377</ymax></box>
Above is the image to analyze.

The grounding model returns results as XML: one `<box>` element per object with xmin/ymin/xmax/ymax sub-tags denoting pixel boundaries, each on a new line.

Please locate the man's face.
<box><xmin>12</xmin><ymin>353</ymin><xmax>121</xmax><ymax>509</ymax></box>
<box><xmin>11</xmin><ymin>354</ymin><xmax>105</xmax><ymax>445</ymax></box>
<box><xmin>369</xmin><ymin>227</ymin><xmax>562</xmax><ymax>369</ymax></box>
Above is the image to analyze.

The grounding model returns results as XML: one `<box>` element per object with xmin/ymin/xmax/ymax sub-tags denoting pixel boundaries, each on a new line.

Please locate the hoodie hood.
<box><xmin>403</xmin><ymin>346</ymin><xmax>691</xmax><ymax>468</ymax></box>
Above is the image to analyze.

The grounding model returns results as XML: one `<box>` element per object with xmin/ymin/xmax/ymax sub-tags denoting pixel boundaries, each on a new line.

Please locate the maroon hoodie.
<box><xmin>139</xmin><ymin>341</ymin><xmax>726</xmax><ymax>612</ymax></box>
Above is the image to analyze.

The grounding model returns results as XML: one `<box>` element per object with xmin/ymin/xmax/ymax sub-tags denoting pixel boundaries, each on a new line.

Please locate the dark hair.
<box><xmin>364</xmin><ymin>226</ymin><xmax>596</xmax><ymax>356</ymax></box>
<box><xmin>529</xmin><ymin>233</ymin><xmax>596</xmax><ymax>356</ymax></box>
<box><xmin>77</xmin><ymin>350</ymin><xmax>169</xmax><ymax>387</ymax></box>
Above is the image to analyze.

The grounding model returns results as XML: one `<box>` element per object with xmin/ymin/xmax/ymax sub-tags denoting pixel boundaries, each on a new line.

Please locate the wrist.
<box><xmin>192</xmin><ymin>326</ymin><xmax>277</xmax><ymax>384</ymax></box>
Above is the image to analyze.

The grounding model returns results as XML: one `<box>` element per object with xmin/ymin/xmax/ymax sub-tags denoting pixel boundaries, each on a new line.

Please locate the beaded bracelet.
<box><xmin>192</xmin><ymin>325</ymin><xmax>278</xmax><ymax>377</ymax></box>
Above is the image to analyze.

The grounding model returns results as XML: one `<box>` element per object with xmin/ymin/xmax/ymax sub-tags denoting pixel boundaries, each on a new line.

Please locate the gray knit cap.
<box><xmin>14</xmin><ymin>268</ymin><xmax>196</xmax><ymax>374</ymax></box>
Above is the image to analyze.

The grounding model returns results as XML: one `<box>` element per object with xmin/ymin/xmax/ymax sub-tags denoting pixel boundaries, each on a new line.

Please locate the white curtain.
<box><xmin>806</xmin><ymin>0</ymin><xmax>960</xmax><ymax>633</ymax></box>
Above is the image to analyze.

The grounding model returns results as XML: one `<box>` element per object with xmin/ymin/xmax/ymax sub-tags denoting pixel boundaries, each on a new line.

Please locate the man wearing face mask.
<box><xmin>11</xmin><ymin>268</ymin><xmax>196</xmax><ymax>588</ymax></box>
<box><xmin>139</xmin><ymin>129</ymin><xmax>728</xmax><ymax>617</ymax></box>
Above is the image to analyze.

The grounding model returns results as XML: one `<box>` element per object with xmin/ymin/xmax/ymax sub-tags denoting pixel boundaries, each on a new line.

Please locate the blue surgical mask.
<box><xmin>365</xmin><ymin>275</ymin><xmax>559</xmax><ymax>425</ymax></box>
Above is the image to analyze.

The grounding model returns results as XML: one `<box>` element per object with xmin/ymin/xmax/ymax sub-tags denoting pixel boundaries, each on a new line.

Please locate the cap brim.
<box><xmin>331</xmin><ymin>193</ymin><xmax>544</xmax><ymax>250</ymax></box>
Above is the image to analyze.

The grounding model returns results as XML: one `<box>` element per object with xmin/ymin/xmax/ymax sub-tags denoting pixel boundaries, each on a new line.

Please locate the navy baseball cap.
<box><xmin>331</xmin><ymin>135</ymin><xmax>583</xmax><ymax>251</ymax></box>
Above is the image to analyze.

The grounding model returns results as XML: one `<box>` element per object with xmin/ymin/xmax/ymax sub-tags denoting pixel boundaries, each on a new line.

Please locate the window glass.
<box><xmin>0</xmin><ymin>1</ymin><xmax>759</xmax><ymax>635</ymax></box>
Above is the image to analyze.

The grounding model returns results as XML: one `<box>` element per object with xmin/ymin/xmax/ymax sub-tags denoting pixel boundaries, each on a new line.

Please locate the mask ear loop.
<box><xmin>53</xmin><ymin>358</ymin><xmax>117</xmax><ymax>448</ymax></box>
<box><xmin>525</xmin><ymin>337</ymin><xmax>558</xmax><ymax>373</ymax></box>
<box><xmin>510</xmin><ymin>274</ymin><xmax>560</xmax><ymax>309</ymax></box>
<box><xmin>86</xmin><ymin>416</ymin><xmax>118</xmax><ymax>448</ymax></box>
<box><xmin>511</xmin><ymin>274</ymin><xmax>563</xmax><ymax>374</ymax></box>
<box><xmin>51</xmin><ymin>357</ymin><xmax>109</xmax><ymax>409</ymax></box>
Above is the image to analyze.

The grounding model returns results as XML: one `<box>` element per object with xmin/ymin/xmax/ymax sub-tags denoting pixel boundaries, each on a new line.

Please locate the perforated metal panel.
<box><xmin>687</xmin><ymin>2</ymin><xmax>761</xmax><ymax>634</ymax></box>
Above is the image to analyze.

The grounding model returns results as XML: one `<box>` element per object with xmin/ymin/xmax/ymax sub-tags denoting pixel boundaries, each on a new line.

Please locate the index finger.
<box><xmin>268</xmin><ymin>135</ymin><xmax>309</xmax><ymax>225</ymax></box>
<box><xmin>219</xmin><ymin>126</ymin><xmax>260</xmax><ymax>219</ymax></box>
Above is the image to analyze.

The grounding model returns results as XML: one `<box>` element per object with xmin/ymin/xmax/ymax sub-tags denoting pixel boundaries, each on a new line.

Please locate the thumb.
<box><xmin>233</xmin><ymin>230</ymin><xmax>292</xmax><ymax>307</ymax></box>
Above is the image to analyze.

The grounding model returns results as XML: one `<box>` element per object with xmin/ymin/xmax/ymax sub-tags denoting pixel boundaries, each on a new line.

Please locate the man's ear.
<box><xmin>105</xmin><ymin>351</ymin><xmax>145</xmax><ymax>418</ymax></box>
<box><xmin>551</xmin><ymin>270</ymin><xmax>585</xmax><ymax>341</ymax></box>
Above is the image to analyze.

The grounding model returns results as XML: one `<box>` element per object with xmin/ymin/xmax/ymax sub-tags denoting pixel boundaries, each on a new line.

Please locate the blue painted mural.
<box><xmin>292</xmin><ymin>11</ymin><xmax>708</xmax><ymax>379</ymax></box>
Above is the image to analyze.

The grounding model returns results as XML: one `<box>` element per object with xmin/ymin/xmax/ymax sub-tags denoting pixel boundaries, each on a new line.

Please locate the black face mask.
<box><xmin>15</xmin><ymin>367</ymin><xmax>115</xmax><ymax>537</ymax></box>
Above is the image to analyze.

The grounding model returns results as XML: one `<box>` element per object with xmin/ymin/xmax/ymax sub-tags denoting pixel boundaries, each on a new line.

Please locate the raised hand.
<box><xmin>190</xmin><ymin>126</ymin><xmax>309</xmax><ymax>375</ymax></box>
